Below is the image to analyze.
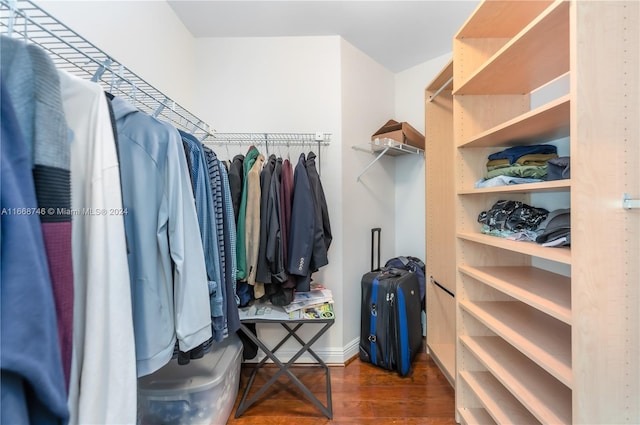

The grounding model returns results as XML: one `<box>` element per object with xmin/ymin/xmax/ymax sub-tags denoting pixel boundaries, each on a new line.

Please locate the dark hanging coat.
<box><xmin>305</xmin><ymin>151</ymin><xmax>331</xmax><ymax>272</ymax></box>
<box><xmin>255</xmin><ymin>154</ymin><xmax>276</xmax><ymax>286</ymax></box>
<box><xmin>266</xmin><ymin>158</ymin><xmax>287</xmax><ymax>284</ymax></box>
<box><xmin>228</xmin><ymin>154</ymin><xmax>244</xmax><ymax>223</ymax></box>
<box><xmin>287</xmin><ymin>153</ymin><xmax>315</xmax><ymax>291</ymax></box>
<box><xmin>279</xmin><ymin>159</ymin><xmax>295</xmax><ymax>289</ymax></box>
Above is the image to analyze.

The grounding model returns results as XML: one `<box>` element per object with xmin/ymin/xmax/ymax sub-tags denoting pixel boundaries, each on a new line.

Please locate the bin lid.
<box><xmin>137</xmin><ymin>333</ymin><xmax>242</xmax><ymax>395</ymax></box>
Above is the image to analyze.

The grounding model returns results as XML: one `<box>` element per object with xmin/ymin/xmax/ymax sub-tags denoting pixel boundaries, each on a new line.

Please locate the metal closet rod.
<box><xmin>428</xmin><ymin>76</ymin><xmax>453</xmax><ymax>102</ymax></box>
<box><xmin>204</xmin><ymin>132</ymin><xmax>332</xmax><ymax>177</ymax></box>
<box><xmin>0</xmin><ymin>0</ymin><xmax>214</xmax><ymax>141</ymax></box>
<box><xmin>207</xmin><ymin>132</ymin><xmax>332</xmax><ymax>145</ymax></box>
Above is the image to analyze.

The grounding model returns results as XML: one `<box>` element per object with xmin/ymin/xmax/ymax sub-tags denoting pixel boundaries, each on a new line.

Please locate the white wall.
<box><xmin>340</xmin><ymin>38</ymin><xmax>395</xmax><ymax>353</ymax></box>
<box><xmin>192</xmin><ymin>36</ymin><xmax>396</xmax><ymax>360</ymax></box>
<box><xmin>39</xmin><ymin>0</ymin><xmax>196</xmax><ymax>110</ymax></box>
<box><xmin>33</xmin><ymin>0</ymin><xmax>454</xmax><ymax>363</ymax></box>
<box><xmin>393</xmin><ymin>52</ymin><xmax>452</xmax><ymax>262</ymax></box>
<box><xmin>192</xmin><ymin>36</ymin><xmax>347</xmax><ymax>360</ymax></box>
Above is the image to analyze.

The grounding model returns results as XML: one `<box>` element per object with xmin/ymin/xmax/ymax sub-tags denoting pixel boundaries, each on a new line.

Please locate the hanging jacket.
<box><xmin>61</xmin><ymin>73</ymin><xmax>137</xmax><ymax>425</ymax></box>
<box><xmin>111</xmin><ymin>96</ymin><xmax>212</xmax><ymax>378</ymax></box>
<box><xmin>256</xmin><ymin>154</ymin><xmax>277</xmax><ymax>286</ymax></box>
<box><xmin>246</xmin><ymin>154</ymin><xmax>265</xmax><ymax>297</ymax></box>
<box><xmin>228</xmin><ymin>154</ymin><xmax>244</xmax><ymax>223</ymax></box>
<box><xmin>279</xmin><ymin>158</ymin><xmax>296</xmax><ymax>289</ymax></box>
<box><xmin>236</xmin><ymin>147</ymin><xmax>260</xmax><ymax>305</ymax></box>
<box><xmin>266</xmin><ymin>157</ymin><xmax>287</xmax><ymax>284</ymax></box>
<box><xmin>287</xmin><ymin>153</ymin><xmax>315</xmax><ymax>291</ymax></box>
<box><xmin>305</xmin><ymin>151</ymin><xmax>332</xmax><ymax>272</ymax></box>
<box><xmin>236</xmin><ymin>147</ymin><xmax>260</xmax><ymax>282</ymax></box>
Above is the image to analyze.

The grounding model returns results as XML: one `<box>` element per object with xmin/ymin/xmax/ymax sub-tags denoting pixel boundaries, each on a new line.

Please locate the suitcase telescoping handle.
<box><xmin>371</xmin><ymin>227</ymin><xmax>381</xmax><ymax>272</ymax></box>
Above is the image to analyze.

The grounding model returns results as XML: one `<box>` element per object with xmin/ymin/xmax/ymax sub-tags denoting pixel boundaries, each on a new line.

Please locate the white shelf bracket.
<box><xmin>622</xmin><ymin>193</ymin><xmax>640</xmax><ymax>209</ymax></box>
<box><xmin>356</xmin><ymin>147</ymin><xmax>390</xmax><ymax>182</ymax></box>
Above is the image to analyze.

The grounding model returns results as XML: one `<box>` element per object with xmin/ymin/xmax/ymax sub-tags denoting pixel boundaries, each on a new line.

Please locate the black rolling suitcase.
<box><xmin>359</xmin><ymin>228</ymin><xmax>422</xmax><ymax>376</ymax></box>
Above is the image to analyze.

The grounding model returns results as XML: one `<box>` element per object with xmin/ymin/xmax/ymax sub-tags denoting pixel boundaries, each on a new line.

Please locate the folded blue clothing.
<box><xmin>488</xmin><ymin>144</ymin><xmax>557</xmax><ymax>164</ymax></box>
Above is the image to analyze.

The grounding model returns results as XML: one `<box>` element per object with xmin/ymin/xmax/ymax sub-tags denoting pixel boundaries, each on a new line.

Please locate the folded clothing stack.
<box><xmin>478</xmin><ymin>200</ymin><xmax>549</xmax><ymax>232</ymax></box>
<box><xmin>546</xmin><ymin>156</ymin><xmax>571</xmax><ymax>180</ymax></box>
<box><xmin>535</xmin><ymin>209</ymin><xmax>571</xmax><ymax>247</ymax></box>
<box><xmin>485</xmin><ymin>144</ymin><xmax>557</xmax><ymax>180</ymax></box>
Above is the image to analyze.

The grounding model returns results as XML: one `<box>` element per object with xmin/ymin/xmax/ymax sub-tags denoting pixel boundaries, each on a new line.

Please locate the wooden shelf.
<box><xmin>425</xmin><ymin>59</ymin><xmax>457</xmax><ymax>390</ymax></box>
<box><xmin>459</xmin><ymin>265</ymin><xmax>571</xmax><ymax>324</ymax></box>
<box><xmin>458</xmin><ymin>233</ymin><xmax>571</xmax><ymax>265</ymax></box>
<box><xmin>461</xmin><ymin>335</ymin><xmax>572</xmax><ymax>424</ymax></box>
<box><xmin>459</xmin><ymin>407</ymin><xmax>496</xmax><ymax>425</ymax></box>
<box><xmin>458</xmin><ymin>179</ymin><xmax>570</xmax><ymax>195</ymax></box>
<box><xmin>452</xmin><ymin>1</ymin><xmax>639</xmax><ymax>422</ymax></box>
<box><xmin>459</xmin><ymin>95</ymin><xmax>570</xmax><ymax>148</ymax></box>
<box><xmin>455</xmin><ymin>1</ymin><xmax>569</xmax><ymax>95</ymax></box>
<box><xmin>460</xmin><ymin>300</ymin><xmax>572</xmax><ymax>388</ymax></box>
<box><xmin>460</xmin><ymin>371</ymin><xmax>541</xmax><ymax>424</ymax></box>
<box><xmin>456</xmin><ymin>1</ymin><xmax>554</xmax><ymax>39</ymax></box>
<box><xmin>427</xmin><ymin>343</ymin><xmax>455</xmax><ymax>385</ymax></box>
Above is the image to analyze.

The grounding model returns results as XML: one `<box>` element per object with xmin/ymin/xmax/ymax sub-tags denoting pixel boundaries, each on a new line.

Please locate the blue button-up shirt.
<box><xmin>179</xmin><ymin>131</ymin><xmax>224</xmax><ymax>341</ymax></box>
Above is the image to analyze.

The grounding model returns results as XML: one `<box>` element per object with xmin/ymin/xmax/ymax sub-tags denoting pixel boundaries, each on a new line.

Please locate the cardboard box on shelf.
<box><xmin>371</xmin><ymin>119</ymin><xmax>425</xmax><ymax>150</ymax></box>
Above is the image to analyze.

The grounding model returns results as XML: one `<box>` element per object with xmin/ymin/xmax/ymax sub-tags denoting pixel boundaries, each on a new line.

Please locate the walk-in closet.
<box><xmin>1</xmin><ymin>1</ymin><xmax>638</xmax><ymax>424</ymax></box>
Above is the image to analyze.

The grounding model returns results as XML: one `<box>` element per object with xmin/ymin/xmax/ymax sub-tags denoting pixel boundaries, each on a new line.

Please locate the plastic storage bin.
<box><xmin>137</xmin><ymin>333</ymin><xmax>243</xmax><ymax>425</ymax></box>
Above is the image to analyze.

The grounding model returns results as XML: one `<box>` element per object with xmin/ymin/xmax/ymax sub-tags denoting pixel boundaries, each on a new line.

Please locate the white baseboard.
<box><xmin>243</xmin><ymin>336</ymin><xmax>361</xmax><ymax>365</ymax></box>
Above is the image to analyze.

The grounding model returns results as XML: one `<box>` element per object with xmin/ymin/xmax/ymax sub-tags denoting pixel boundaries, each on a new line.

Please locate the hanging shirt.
<box><xmin>219</xmin><ymin>162</ymin><xmax>241</xmax><ymax>336</ymax></box>
<box><xmin>110</xmin><ymin>96</ymin><xmax>212</xmax><ymax>377</ymax></box>
<box><xmin>0</xmin><ymin>35</ymin><xmax>74</xmax><ymax>388</ymax></box>
<box><xmin>180</xmin><ymin>131</ymin><xmax>224</xmax><ymax>341</ymax></box>
<box><xmin>59</xmin><ymin>71</ymin><xmax>137</xmax><ymax>425</ymax></box>
<box><xmin>202</xmin><ymin>144</ymin><xmax>228</xmax><ymax>339</ymax></box>
<box><xmin>0</xmin><ymin>78</ymin><xmax>69</xmax><ymax>425</ymax></box>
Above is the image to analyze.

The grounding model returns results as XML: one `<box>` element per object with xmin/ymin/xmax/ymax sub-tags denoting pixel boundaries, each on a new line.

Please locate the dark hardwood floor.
<box><xmin>227</xmin><ymin>343</ymin><xmax>456</xmax><ymax>425</ymax></box>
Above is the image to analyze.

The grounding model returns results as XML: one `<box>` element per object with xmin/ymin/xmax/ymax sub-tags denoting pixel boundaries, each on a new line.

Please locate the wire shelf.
<box><xmin>0</xmin><ymin>0</ymin><xmax>214</xmax><ymax>141</ymax></box>
<box><xmin>207</xmin><ymin>132</ymin><xmax>332</xmax><ymax>146</ymax></box>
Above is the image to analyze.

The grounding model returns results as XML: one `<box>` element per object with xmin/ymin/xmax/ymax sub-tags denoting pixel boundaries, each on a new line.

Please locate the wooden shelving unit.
<box><xmin>450</xmin><ymin>1</ymin><xmax>640</xmax><ymax>423</ymax></box>
<box><xmin>457</xmin><ymin>180</ymin><xmax>570</xmax><ymax>195</ymax></box>
<box><xmin>459</xmin><ymin>265</ymin><xmax>571</xmax><ymax>324</ymax></box>
<box><xmin>459</xmin><ymin>371</ymin><xmax>540</xmax><ymax>424</ymax></box>
<box><xmin>459</xmin><ymin>407</ymin><xmax>496</xmax><ymax>425</ymax></box>
<box><xmin>455</xmin><ymin>1</ymin><xmax>570</xmax><ymax>95</ymax></box>
<box><xmin>457</xmin><ymin>233</ymin><xmax>571</xmax><ymax>264</ymax></box>
<box><xmin>459</xmin><ymin>94</ymin><xmax>570</xmax><ymax>148</ymax></box>
<box><xmin>424</xmin><ymin>60</ymin><xmax>456</xmax><ymax>386</ymax></box>
<box><xmin>460</xmin><ymin>335</ymin><xmax>572</xmax><ymax>424</ymax></box>
<box><xmin>461</xmin><ymin>300</ymin><xmax>572</xmax><ymax>387</ymax></box>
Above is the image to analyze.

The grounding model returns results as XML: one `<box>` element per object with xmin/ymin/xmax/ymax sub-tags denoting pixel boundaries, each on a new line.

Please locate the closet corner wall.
<box><xmin>424</xmin><ymin>59</ymin><xmax>455</xmax><ymax>387</ymax></box>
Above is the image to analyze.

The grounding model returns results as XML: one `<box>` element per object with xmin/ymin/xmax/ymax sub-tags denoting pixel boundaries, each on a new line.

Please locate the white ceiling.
<box><xmin>167</xmin><ymin>1</ymin><xmax>480</xmax><ymax>73</ymax></box>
